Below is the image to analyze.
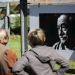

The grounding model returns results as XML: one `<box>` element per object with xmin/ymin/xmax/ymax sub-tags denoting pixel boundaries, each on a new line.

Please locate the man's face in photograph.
<box><xmin>57</xmin><ymin>15</ymin><xmax>69</xmax><ymax>43</ymax></box>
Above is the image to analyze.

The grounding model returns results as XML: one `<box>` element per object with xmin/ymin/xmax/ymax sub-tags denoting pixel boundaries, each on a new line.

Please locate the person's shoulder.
<box><xmin>5</xmin><ymin>48</ymin><xmax>17</xmax><ymax>63</ymax></box>
<box><xmin>6</xmin><ymin>49</ymin><xmax>16</xmax><ymax>56</ymax></box>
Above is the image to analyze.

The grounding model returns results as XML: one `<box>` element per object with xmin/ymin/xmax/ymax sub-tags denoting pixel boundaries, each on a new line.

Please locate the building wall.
<box><xmin>28</xmin><ymin>0</ymin><xmax>75</xmax><ymax>4</ymax></box>
<box><xmin>30</xmin><ymin>5</ymin><xmax>75</xmax><ymax>30</ymax></box>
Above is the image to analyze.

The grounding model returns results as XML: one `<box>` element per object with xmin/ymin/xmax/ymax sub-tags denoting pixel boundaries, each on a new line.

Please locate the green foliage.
<box><xmin>0</xmin><ymin>8</ymin><xmax>6</xmax><ymax>19</ymax></box>
<box><xmin>11</xmin><ymin>16</ymin><xmax>20</xmax><ymax>29</ymax></box>
<box><xmin>9</xmin><ymin>35</ymin><xmax>21</xmax><ymax>58</ymax></box>
<box><xmin>10</xmin><ymin>15</ymin><xmax>21</xmax><ymax>35</ymax></box>
<box><xmin>10</xmin><ymin>15</ymin><xmax>30</xmax><ymax>34</ymax></box>
<box><xmin>10</xmin><ymin>3</ymin><xmax>19</xmax><ymax>14</ymax></box>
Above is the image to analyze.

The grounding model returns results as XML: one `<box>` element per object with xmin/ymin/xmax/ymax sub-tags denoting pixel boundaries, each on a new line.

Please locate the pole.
<box><xmin>5</xmin><ymin>2</ymin><xmax>10</xmax><ymax>30</ymax></box>
<box><xmin>20</xmin><ymin>0</ymin><xmax>28</xmax><ymax>55</ymax></box>
<box><xmin>4</xmin><ymin>2</ymin><xmax>10</xmax><ymax>47</ymax></box>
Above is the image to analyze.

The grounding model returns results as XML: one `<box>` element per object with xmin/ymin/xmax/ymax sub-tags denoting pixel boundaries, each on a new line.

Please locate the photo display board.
<box><xmin>30</xmin><ymin>5</ymin><xmax>75</xmax><ymax>74</ymax></box>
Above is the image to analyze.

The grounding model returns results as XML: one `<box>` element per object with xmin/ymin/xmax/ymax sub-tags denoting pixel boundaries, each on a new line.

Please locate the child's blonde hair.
<box><xmin>28</xmin><ymin>29</ymin><xmax>46</xmax><ymax>47</ymax></box>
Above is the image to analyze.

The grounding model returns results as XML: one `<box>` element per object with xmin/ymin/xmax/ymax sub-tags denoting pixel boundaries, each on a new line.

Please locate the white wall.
<box><xmin>30</xmin><ymin>4</ymin><xmax>75</xmax><ymax>30</ymax></box>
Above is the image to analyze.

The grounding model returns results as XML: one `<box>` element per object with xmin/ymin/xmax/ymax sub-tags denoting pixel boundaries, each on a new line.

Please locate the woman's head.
<box><xmin>0</xmin><ymin>29</ymin><xmax>9</xmax><ymax>45</ymax></box>
<box><xmin>28</xmin><ymin>29</ymin><xmax>46</xmax><ymax>47</ymax></box>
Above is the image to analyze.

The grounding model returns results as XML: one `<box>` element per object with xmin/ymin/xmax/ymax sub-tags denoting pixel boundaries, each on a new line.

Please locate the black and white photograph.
<box><xmin>40</xmin><ymin>13</ymin><xmax>75</xmax><ymax>50</ymax></box>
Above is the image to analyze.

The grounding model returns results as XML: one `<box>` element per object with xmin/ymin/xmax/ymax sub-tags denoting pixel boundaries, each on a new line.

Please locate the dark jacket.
<box><xmin>13</xmin><ymin>45</ymin><xmax>69</xmax><ymax>75</ymax></box>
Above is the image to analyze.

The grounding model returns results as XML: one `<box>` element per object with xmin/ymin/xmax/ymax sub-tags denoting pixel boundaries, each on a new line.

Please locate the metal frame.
<box><xmin>20</xmin><ymin>0</ymin><xmax>28</xmax><ymax>55</ymax></box>
<box><xmin>0</xmin><ymin>2</ymin><xmax>9</xmax><ymax>30</ymax></box>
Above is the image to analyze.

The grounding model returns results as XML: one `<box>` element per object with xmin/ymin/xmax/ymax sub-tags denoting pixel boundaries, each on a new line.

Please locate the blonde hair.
<box><xmin>28</xmin><ymin>29</ymin><xmax>46</xmax><ymax>47</ymax></box>
<box><xmin>0</xmin><ymin>29</ymin><xmax>9</xmax><ymax>45</ymax></box>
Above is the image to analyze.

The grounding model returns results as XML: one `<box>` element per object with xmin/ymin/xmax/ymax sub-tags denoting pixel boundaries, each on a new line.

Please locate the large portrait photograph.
<box><xmin>40</xmin><ymin>13</ymin><xmax>75</xmax><ymax>50</ymax></box>
<box><xmin>39</xmin><ymin>13</ymin><xmax>75</xmax><ymax>74</ymax></box>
